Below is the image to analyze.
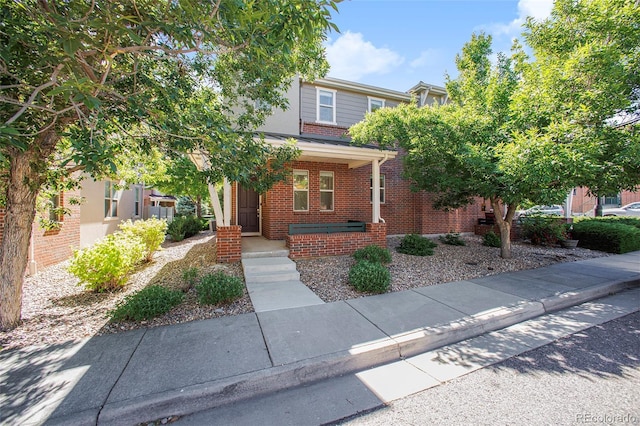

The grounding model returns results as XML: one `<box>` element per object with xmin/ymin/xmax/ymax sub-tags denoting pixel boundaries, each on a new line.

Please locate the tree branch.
<box><xmin>4</xmin><ymin>64</ymin><xmax>65</xmax><ymax>125</ymax></box>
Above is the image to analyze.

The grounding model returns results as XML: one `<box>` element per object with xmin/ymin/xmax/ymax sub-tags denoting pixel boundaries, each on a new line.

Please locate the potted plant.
<box><xmin>560</xmin><ymin>224</ymin><xmax>579</xmax><ymax>249</ymax></box>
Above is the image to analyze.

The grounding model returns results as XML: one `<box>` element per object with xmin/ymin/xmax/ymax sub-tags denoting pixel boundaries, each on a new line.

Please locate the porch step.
<box><xmin>241</xmin><ymin>257</ymin><xmax>324</xmax><ymax>312</ymax></box>
<box><xmin>242</xmin><ymin>249</ymin><xmax>290</xmax><ymax>259</ymax></box>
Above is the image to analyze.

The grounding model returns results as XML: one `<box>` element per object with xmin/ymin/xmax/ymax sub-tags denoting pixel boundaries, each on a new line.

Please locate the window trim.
<box><xmin>104</xmin><ymin>181</ymin><xmax>118</xmax><ymax>218</ymax></box>
<box><xmin>133</xmin><ymin>185</ymin><xmax>143</xmax><ymax>218</ymax></box>
<box><xmin>370</xmin><ymin>174</ymin><xmax>386</xmax><ymax>204</ymax></box>
<box><xmin>293</xmin><ymin>169</ymin><xmax>309</xmax><ymax>212</ymax></box>
<box><xmin>319</xmin><ymin>171</ymin><xmax>334</xmax><ymax>212</ymax></box>
<box><xmin>368</xmin><ymin>96</ymin><xmax>385</xmax><ymax>112</ymax></box>
<box><xmin>316</xmin><ymin>87</ymin><xmax>337</xmax><ymax>124</ymax></box>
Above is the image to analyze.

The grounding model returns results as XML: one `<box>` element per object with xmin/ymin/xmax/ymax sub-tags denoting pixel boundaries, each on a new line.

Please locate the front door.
<box><xmin>238</xmin><ymin>185</ymin><xmax>260</xmax><ymax>234</ymax></box>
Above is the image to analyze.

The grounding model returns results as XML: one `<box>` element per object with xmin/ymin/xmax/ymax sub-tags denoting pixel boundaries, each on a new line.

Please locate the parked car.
<box><xmin>516</xmin><ymin>205</ymin><xmax>565</xmax><ymax>219</ymax></box>
<box><xmin>602</xmin><ymin>202</ymin><xmax>640</xmax><ymax>217</ymax></box>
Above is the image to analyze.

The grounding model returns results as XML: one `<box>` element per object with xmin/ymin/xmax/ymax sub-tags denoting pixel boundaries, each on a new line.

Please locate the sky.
<box><xmin>324</xmin><ymin>0</ymin><xmax>554</xmax><ymax>92</ymax></box>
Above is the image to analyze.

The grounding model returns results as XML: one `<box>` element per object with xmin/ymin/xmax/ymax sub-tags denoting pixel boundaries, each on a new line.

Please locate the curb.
<box><xmin>96</xmin><ymin>278</ymin><xmax>639</xmax><ymax>425</ymax></box>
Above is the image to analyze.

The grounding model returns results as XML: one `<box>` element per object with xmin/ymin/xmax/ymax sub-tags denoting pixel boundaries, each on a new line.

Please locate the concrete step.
<box><xmin>245</xmin><ymin>280</ymin><xmax>324</xmax><ymax>312</ymax></box>
<box><xmin>242</xmin><ymin>249</ymin><xmax>290</xmax><ymax>259</ymax></box>
<box><xmin>242</xmin><ymin>257</ymin><xmax>297</xmax><ymax>275</ymax></box>
<box><xmin>244</xmin><ymin>270</ymin><xmax>301</xmax><ymax>283</ymax></box>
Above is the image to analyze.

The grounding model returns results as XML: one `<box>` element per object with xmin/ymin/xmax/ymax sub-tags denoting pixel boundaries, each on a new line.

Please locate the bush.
<box><xmin>119</xmin><ymin>218</ymin><xmax>168</xmax><ymax>262</ymax></box>
<box><xmin>182</xmin><ymin>267</ymin><xmax>200</xmax><ymax>288</ymax></box>
<box><xmin>167</xmin><ymin>215</ymin><xmax>202</xmax><ymax>241</ymax></box>
<box><xmin>68</xmin><ymin>233</ymin><xmax>147</xmax><ymax>292</ymax></box>
<box><xmin>396</xmin><ymin>234</ymin><xmax>437</xmax><ymax>256</ymax></box>
<box><xmin>577</xmin><ymin>216</ymin><xmax>640</xmax><ymax>229</ymax></box>
<box><xmin>520</xmin><ymin>215</ymin><xmax>566</xmax><ymax>246</ymax></box>
<box><xmin>109</xmin><ymin>285</ymin><xmax>184</xmax><ymax>322</ymax></box>
<box><xmin>439</xmin><ymin>232</ymin><xmax>466</xmax><ymax>246</ymax></box>
<box><xmin>353</xmin><ymin>245</ymin><xmax>392</xmax><ymax>264</ymax></box>
<box><xmin>196</xmin><ymin>272</ymin><xmax>244</xmax><ymax>305</ymax></box>
<box><xmin>348</xmin><ymin>260</ymin><xmax>390</xmax><ymax>294</ymax></box>
<box><xmin>482</xmin><ymin>231</ymin><xmax>502</xmax><ymax>247</ymax></box>
<box><xmin>572</xmin><ymin>220</ymin><xmax>640</xmax><ymax>254</ymax></box>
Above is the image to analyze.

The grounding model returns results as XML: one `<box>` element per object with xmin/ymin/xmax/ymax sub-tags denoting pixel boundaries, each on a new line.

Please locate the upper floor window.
<box><xmin>293</xmin><ymin>170</ymin><xmax>309</xmax><ymax>211</ymax></box>
<box><xmin>319</xmin><ymin>171</ymin><xmax>334</xmax><ymax>211</ymax></box>
<box><xmin>317</xmin><ymin>88</ymin><xmax>336</xmax><ymax>124</ymax></box>
<box><xmin>368</xmin><ymin>97</ymin><xmax>385</xmax><ymax>112</ymax></box>
<box><xmin>370</xmin><ymin>174</ymin><xmax>386</xmax><ymax>204</ymax></box>
<box><xmin>104</xmin><ymin>181</ymin><xmax>118</xmax><ymax>218</ymax></box>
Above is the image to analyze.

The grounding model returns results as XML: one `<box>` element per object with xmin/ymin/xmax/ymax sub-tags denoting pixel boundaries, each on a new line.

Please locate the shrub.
<box><xmin>396</xmin><ymin>234</ymin><xmax>437</xmax><ymax>256</ymax></box>
<box><xmin>182</xmin><ymin>267</ymin><xmax>200</xmax><ymax>288</ymax></box>
<box><xmin>482</xmin><ymin>231</ymin><xmax>502</xmax><ymax>247</ymax></box>
<box><xmin>68</xmin><ymin>233</ymin><xmax>146</xmax><ymax>292</ymax></box>
<box><xmin>353</xmin><ymin>245</ymin><xmax>392</xmax><ymax>264</ymax></box>
<box><xmin>119</xmin><ymin>218</ymin><xmax>168</xmax><ymax>262</ymax></box>
<box><xmin>109</xmin><ymin>285</ymin><xmax>184</xmax><ymax>322</ymax></box>
<box><xmin>571</xmin><ymin>221</ymin><xmax>640</xmax><ymax>254</ymax></box>
<box><xmin>196</xmin><ymin>272</ymin><xmax>244</xmax><ymax>305</ymax></box>
<box><xmin>439</xmin><ymin>232</ymin><xmax>466</xmax><ymax>246</ymax></box>
<box><xmin>348</xmin><ymin>260</ymin><xmax>390</xmax><ymax>294</ymax></box>
<box><xmin>576</xmin><ymin>216</ymin><xmax>640</xmax><ymax>229</ymax></box>
<box><xmin>520</xmin><ymin>215</ymin><xmax>566</xmax><ymax>246</ymax></box>
<box><xmin>166</xmin><ymin>216</ymin><xmax>202</xmax><ymax>241</ymax></box>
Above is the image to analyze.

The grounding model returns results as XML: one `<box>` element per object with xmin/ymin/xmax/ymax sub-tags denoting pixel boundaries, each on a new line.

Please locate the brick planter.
<box><xmin>287</xmin><ymin>222</ymin><xmax>387</xmax><ymax>259</ymax></box>
<box><xmin>216</xmin><ymin>225</ymin><xmax>242</xmax><ymax>263</ymax></box>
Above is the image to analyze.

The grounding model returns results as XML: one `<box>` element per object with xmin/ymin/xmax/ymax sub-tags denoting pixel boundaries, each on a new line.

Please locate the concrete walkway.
<box><xmin>1</xmin><ymin>252</ymin><xmax>639</xmax><ymax>426</ymax></box>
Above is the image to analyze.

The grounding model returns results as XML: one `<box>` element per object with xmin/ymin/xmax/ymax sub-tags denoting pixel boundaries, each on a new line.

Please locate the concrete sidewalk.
<box><xmin>1</xmin><ymin>252</ymin><xmax>639</xmax><ymax>426</ymax></box>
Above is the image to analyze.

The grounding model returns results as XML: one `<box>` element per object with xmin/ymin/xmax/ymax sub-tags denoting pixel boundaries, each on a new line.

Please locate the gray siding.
<box><xmin>301</xmin><ymin>83</ymin><xmax>404</xmax><ymax>129</ymax></box>
<box><xmin>257</xmin><ymin>78</ymin><xmax>300</xmax><ymax>135</ymax></box>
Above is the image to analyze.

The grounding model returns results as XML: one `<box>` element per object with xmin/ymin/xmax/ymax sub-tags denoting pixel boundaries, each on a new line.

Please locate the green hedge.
<box><xmin>397</xmin><ymin>234</ymin><xmax>437</xmax><ymax>256</ymax></box>
<box><xmin>572</xmin><ymin>220</ymin><xmax>640</xmax><ymax>254</ymax></box>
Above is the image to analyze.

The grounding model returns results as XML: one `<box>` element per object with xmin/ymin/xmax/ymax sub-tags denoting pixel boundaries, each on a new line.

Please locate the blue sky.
<box><xmin>324</xmin><ymin>0</ymin><xmax>554</xmax><ymax>92</ymax></box>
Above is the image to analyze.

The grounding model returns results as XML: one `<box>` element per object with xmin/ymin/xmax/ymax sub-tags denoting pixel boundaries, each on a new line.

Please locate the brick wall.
<box><xmin>216</xmin><ymin>225</ymin><xmax>242</xmax><ymax>263</ymax></box>
<box><xmin>287</xmin><ymin>222</ymin><xmax>387</xmax><ymax>259</ymax></box>
<box><xmin>302</xmin><ymin>122</ymin><xmax>349</xmax><ymax>138</ymax></box>
<box><xmin>262</xmin><ymin>160</ymin><xmax>371</xmax><ymax>240</ymax></box>
<box><xmin>0</xmin><ymin>189</ymin><xmax>81</xmax><ymax>273</ymax></box>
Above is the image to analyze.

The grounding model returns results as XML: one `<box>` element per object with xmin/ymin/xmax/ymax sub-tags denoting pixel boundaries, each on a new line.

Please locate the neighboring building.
<box><xmin>0</xmin><ymin>177</ymin><xmax>158</xmax><ymax>275</ymax></box>
<box><xmin>144</xmin><ymin>189</ymin><xmax>176</xmax><ymax>222</ymax></box>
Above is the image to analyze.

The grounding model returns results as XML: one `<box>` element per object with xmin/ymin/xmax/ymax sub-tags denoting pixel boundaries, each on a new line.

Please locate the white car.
<box><xmin>516</xmin><ymin>205</ymin><xmax>565</xmax><ymax>218</ymax></box>
<box><xmin>602</xmin><ymin>202</ymin><xmax>640</xmax><ymax>217</ymax></box>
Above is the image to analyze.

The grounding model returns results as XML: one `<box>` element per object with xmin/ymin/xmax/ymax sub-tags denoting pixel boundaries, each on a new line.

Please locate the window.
<box><xmin>104</xmin><ymin>181</ymin><xmax>118</xmax><ymax>218</ymax></box>
<box><xmin>317</xmin><ymin>88</ymin><xmax>336</xmax><ymax>123</ymax></box>
<box><xmin>48</xmin><ymin>193</ymin><xmax>61</xmax><ymax>222</ymax></box>
<box><xmin>320</xmin><ymin>171</ymin><xmax>334</xmax><ymax>211</ymax></box>
<box><xmin>133</xmin><ymin>186</ymin><xmax>142</xmax><ymax>217</ymax></box>
<box><xmin>603</xmin><ymin>194</ymin><xmax>621</xmax><ymax>205</ymax></box>
<box><xmin>293</xmin><ymin>170</ymin><xmax>309</xmax><ymax>211</ymax></box>
<box><xmin>370</xmin><ymin>174</ymin><xmax>386</xmax><ymax>204</ymax></box>
<box><xmin>368</xmin><ymin>97</ymin><xmax>385</xmax><ymax>112</ymax></box>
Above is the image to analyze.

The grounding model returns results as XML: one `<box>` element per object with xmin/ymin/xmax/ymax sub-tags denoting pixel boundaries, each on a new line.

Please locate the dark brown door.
<box><xmin>238</xmin><ymin>186</ymin><xmax>260</xmax><ymax>233</ymax></box>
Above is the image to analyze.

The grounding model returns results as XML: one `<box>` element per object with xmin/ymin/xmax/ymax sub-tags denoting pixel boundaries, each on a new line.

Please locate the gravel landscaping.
<box><xmin>0</xmin><ymin>232</ymin><xmax>608</xmax><ymax>351</ymax></box>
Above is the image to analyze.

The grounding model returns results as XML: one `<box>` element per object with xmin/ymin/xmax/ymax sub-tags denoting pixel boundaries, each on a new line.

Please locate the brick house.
<box><xmin>214</xmin><ymin>77</ymin><xmax>484</xmax><ymax>262</ymax></box>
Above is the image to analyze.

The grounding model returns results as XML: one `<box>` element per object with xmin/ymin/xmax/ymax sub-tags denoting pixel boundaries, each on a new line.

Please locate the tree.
<box><xmin>351</xmin><ymin>0</ymin><xmax>640</xmax><ymax>259</ymax></box>
<box><xmin>0</xmin><ymin>0</ymin><xmax>340</xmax><ymax>329</ymax></box>
<box><xmin>351</xmin><ymin>33</ymin><xmax>531</xmax><ymax>258</ymax></box>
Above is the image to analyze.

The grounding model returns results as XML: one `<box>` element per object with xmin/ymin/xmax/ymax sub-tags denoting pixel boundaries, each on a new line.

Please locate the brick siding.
<box><xmin>287</xmin><ymin>222</ymin><xmax>387</xmax><ymax>259</ymax></box>
<box><xmin>216</xmin><ymin>225</ymin><xmax>242</xmax><ymax>263</ymax></box>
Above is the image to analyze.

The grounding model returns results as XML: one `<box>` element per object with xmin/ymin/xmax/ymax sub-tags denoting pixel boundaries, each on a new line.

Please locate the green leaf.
<box><xmin>62</xmin><ymin>39</ymin><xmax>82</xmax><ymax>57</ymax></box>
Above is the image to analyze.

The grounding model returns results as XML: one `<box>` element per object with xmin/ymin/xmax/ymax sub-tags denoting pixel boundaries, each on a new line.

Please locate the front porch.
<box><xmin>219</xmin><ymin>222</ymin><xmax>388</xmax><ymax>263</ymax></box>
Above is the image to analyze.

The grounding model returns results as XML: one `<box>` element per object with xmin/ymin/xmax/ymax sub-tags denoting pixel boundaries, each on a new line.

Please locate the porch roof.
<box><xmin>262</xmin><ymin>132</ymin><xmax>397</xmax><ymax>169</ymax></box>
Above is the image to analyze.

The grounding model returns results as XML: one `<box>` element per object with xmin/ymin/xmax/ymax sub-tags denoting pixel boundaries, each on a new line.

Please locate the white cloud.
<box><xmin>409</xmin><ymin>48</ymin><xmax>442</xmax><ymax>69</ymax></box>
<box><xmin>490</xmin><ymin>0</ymin><xmax>554</xmax><ymax>37</ymax></box>
<box><xmin>325</xmin><ymin>31</ymin><xmax>404</xmax><ymax>81</ymax></box>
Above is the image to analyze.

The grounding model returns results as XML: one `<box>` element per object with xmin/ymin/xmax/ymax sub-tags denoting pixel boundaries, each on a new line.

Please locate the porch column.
<box><xmin>223</xmin><ymin>178</ymin><xmax>232</xmax><ymax>226</ymax></box>
<box><xmin>372</xmin><ymin>158</ymin><xmax>380</xmax><ymax>223</ymax></box>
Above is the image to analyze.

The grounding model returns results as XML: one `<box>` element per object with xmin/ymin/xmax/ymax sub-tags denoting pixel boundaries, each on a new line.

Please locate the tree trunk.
<box><xmin>0</xmin><ymin>132</ymin><xmax>59</xmax><ymax>330</ymax></box>
<box><xmin>491</xmin><ymin>198</ymin><xmax>517</xmax><ymax>259</ymax></box>
<box><xmin>196</xmin><ymin>195</ymin><xmax>202</xmax><ymax>218</ymax></box>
